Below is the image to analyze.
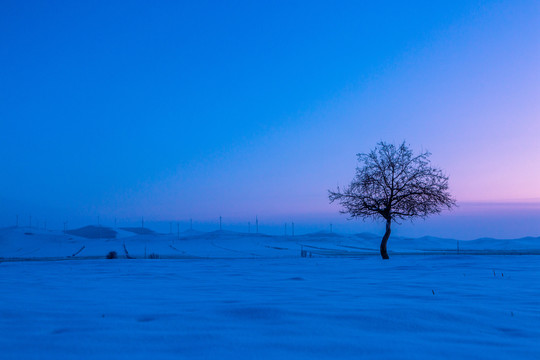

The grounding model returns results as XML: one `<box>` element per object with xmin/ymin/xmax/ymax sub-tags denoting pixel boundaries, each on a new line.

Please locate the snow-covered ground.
<box><xmin>1</xmin><ymin>257</ymin><xmax>539</xmax><ymax>359</ymax></box>
<box><xmin>1</xmin><ymin>226</ymin><xmax>540</xmax><ymax>260</ymax></box>
<box><xmin>1</xmin><ymin>227</ymin><xmax>540</xmax><ymax>359</ymax></box>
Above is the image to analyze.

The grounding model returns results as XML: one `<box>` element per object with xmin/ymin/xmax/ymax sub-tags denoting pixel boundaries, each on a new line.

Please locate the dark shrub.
<box><xmin>106</xmin><ymin>251</ymin><xmax>118</xmax><ymax>259</ymax></box>
<box><xmin>148</xmin><ymin>253</ymin><xmax>160</xmax><ymax>259</ymax></box>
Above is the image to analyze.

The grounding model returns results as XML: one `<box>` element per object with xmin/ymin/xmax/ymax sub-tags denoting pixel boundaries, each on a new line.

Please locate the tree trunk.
<box><xmin>380</xmin><ymin>218</ymin><xmax>391</xmax><ymax>259</ymax></box>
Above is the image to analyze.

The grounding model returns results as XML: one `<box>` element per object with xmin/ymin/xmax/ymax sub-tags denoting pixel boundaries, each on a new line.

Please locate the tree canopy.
<box><xmin>329</xmin><ymin>141</ymin><xmax>456</xmax><ymax>258</ymax></box>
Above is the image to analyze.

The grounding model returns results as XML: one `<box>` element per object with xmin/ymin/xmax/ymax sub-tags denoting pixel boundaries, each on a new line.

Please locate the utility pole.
<box><xmin>256</xmin><ymin>216</ymin><xmax>259</xmax><ymax>234</ymax></box>
<box><xmin>330</xmin><ymin>223</ymin><xmax>333</xmax><ymax>233</ymax></box>
<box><xmin>219</xmin><ymin>216</ymin><xmax>222</xmax><ymax>231</ymax></box>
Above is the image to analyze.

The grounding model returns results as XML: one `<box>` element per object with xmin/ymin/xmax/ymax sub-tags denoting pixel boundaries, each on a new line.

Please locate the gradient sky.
<box><xmin>1</xmin><ymin>1</ymin><xmax>539</xmax><ymax>238</ymax></box>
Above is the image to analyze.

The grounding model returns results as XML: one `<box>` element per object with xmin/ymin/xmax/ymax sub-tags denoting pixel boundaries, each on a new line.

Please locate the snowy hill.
<box><xmin>1</xmin><ymin>226</ymin><xmax>539</xmax><ymax>261</ymax></box>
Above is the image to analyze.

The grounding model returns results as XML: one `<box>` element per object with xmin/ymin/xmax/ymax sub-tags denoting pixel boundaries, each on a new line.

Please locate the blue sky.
<box><xmin>1</xmin><ymin>1</ymin><xmax>539</xmax><ymax>238</ymax></box>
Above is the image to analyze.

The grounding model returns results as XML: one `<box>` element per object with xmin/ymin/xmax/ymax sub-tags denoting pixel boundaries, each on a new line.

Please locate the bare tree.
<box><xmin>329</xmin><ymin>142</ymin><xmax>456</xmax><ymax>259</ymax></box>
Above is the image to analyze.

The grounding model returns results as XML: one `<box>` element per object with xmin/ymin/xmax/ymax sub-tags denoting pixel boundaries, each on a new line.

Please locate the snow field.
<box><xmin>0</xmin><ymin>256</ymin><xmax>539</xmax><ymax>359</ymax></box>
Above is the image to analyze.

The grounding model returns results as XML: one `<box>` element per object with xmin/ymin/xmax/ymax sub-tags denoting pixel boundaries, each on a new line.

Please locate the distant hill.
<box><xmin>65</xmin><ymin>225</ymin><xmax>117</xmax><ymax>239</ymax></box>
<box><xmin>1</xmin><ymin>225</ymin><xmax>539</xmax><ymax>260</ymax></box>
<box><xmin>119</xmin><ymin>227</ymin><xmax>156</xmax><ymax>235</ymax></box>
